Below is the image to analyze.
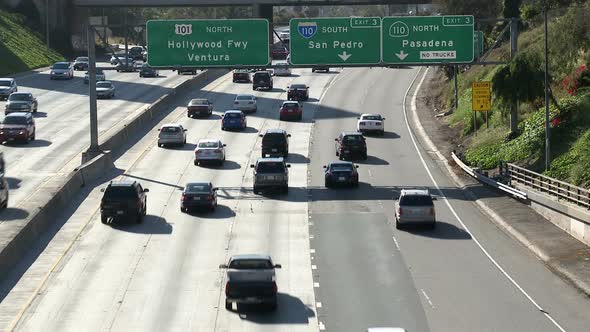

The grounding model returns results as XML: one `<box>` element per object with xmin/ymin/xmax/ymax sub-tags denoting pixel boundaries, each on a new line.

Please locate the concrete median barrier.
<box><xmin>0</xmin><ymin>69</ymin><xmax>228</xmax><ymax>278</ymax></box>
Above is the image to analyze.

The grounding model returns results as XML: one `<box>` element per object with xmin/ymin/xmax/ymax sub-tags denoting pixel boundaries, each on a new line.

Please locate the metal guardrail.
<box><xmin>451</xmin><ymin>151</ymin><xmax>528</xmax><ymax>200</ymax></box>
<box><xmin>505</xmin><ymin>163</ymin><xmax>590</xmax><ymax>209</ymax></box>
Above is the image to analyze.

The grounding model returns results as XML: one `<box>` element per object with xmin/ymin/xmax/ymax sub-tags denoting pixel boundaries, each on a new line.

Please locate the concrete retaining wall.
<box><xmin>0</xmin><ymin>69</ymin><xmax>227</xmax><ymax>278</ymax></box>
<box><xmin>514</xmin><ymin>183</ymin><xmax>590</xmax><ymax>247</ymax></box>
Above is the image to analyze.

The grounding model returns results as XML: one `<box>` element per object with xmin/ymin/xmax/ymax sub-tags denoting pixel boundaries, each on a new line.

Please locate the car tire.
<box><xmin>194</xmin><ymin>160</ymin><xmax>198</xmax><ymax>166</ymax></box>
<box><xmin>362</xmin><ymin>153</ymin><xmax>368</xmax><ymax>160</ymax></box>
<box><xmin>225</xmin><ymin>300</ymin><xmax>232</xmax><ymax>310</ymax></box>
<box><xmin>325</xmin><ymin>179</ymin><xmax>331</xmax><ymax>188</ymax></box>
<box><xmin>380</xmin><ymin>130</ymin><xmax>385</xmax><ymax>136</ymax></box>
<box><xmin>253</xmin><ymin>187</ymin><xmax>259</xmax><ymax>195</ymax></box>
<box><xmin>312</xmin><ymin>69</ymin><xmax>316</xmax><ymax>73</ymax></box>
<box><xmin>429</xmin><ymin>222</ymin><xmax>436</xmax><ymax>229</ymax></box>
<box><xmin>181</xmin><ymin>207</ymin><xmax>186</xmax><ymax>213</ymax></box>
<box><xmin>31</xmin><ymin>131</ymin><xmax>35</xmax><ymax>141</ymax></box>
<box><xmin>395</xmin><ymin>218</ymin><xmax>402</xmax><ymax>229</ymax></box>
<box><xmin>101</xmin><ymin>216</ymin><xmax>108</xmax><ymax>224</ymax></box>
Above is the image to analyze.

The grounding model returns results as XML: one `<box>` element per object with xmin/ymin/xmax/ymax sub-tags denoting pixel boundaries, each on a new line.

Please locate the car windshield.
<box><xmin>224</xmin><ymin>113</ymin><xmax>241</xmax><ymax>119</ymax></box>
<box><xmin>400</xmin><ymin>195</ymin><xmax>434</xmax><ymax>206</ymax></box>
<box><xmin>185</xmin><ymin>183</ymin><xmax>211</xmax><ymax>193</ymax></box>
<box><xmin>282</xmin><ymin>103</ymin><xmax>299</xmax><ymax>110</ymax></box>
<box><xmin>2</xmin><ymin>116</ymin><xmax>27</xmax><ymax>125</ymax></box>
<box><xmin>331</xmin><ymin>164</ymin><xmax>353</xmax><ymax>172</ymax></box>
<box><xmin>198</xmin><ymin>141</ymin><xmax>219</xmax><ymax>148</ymax></box>
<box><xmin>256</xmin><ymin>161</ymin><xmax>285</xmax><ymax>173</ymax></box>
<box><xmin>190</xmin><ymin>99</ymin><xmax>208</xmax><ymax>106</ymax></box>
<box><xmin>276</xmin><ymin>63</ymin><xmax>288</xmax><ymax>69</ymax></box>
<box><xmin>229</xmin><ymin>259</ymin><xmax>272</xmax><ymax>269</ymax></box>
<box><xmin>103</xmin><ymin>186</ymin><xmax>136</xmax><ymax>199</ymax></box>
<box><xmin>236</xmin><ymin>95</ymin><xmax>253</xmax><ymax>101</ymax></box>
<box><xmin>53</xmin><ymin>63</ymin><xmax>69</xmax><ymax>69</ymax></box>
<box><xmin>96</xmin><ymin>82</ymin><xmax>111</xmax><ymax>88</ymax></box>
<box><xmin>363</xmin><ymin>115</ymin><xmax>382</xmax><ymax>121</ymax></box>
<box><xmin>75</xmin><ymin>57</ymin><xmax>88</xmax><ymax>62</ymax></box>
<box><xmin>291</xmin><ymin>84</ymin><xmax>306</xmax><ymax>89</ymax></box>
<box><xmin>262</xmin><ymin>133</ymin><xmax>286</xmax><ymax>144</ymax></box>
<box><xmin>161</xmin><ymin>126</ymin><xmax>180</xmax><ymax>133</ymax></box>
<box><xmin>0</xmin><ymin>81</ymin><xmax>11</xmax><ymax>87</ymax></box>
<box><xmin>342</xmin><ymin>135</ymin><xmax>364</xmax><ymax>144</ymax></box>
<box><xmin>8</xmin><ymin>94</ymin><xmax>29</xmax><ymax>101</ymax></box>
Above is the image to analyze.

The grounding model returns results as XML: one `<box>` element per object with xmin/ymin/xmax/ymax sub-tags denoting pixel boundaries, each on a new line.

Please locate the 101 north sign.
<box><xmin>146</xmin><ymin>19</ymin><xmax>270</xmax><ymax>67</ymax></box>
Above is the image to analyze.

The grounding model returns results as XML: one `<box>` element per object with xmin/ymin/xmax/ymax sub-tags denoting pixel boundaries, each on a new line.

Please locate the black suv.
<box><xmin>335</xmin><ymin>131</ymin><xmax>368</xmax><ymax>160</ymax></box>
<box><xmin>260</xmin><ymin>129</ymin><xmax>290</xmax><ymax>158</ymax></box>
<box><xmin>287</xmin><ymin>84</ymin><xmax>309</xmax><ymax>101</ymax></box>
<box><xmin>253</xmin><ymin>71</ymin><xmax>273</xmax><ymax>90</ymax></box>
<box><xmin>100</xmin><ymin>180</ymin><xmax>149</xmax><ymax>224</ymax></box>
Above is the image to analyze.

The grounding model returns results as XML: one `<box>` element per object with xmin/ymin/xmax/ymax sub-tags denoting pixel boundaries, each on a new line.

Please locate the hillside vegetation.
<box><xmin>0</xmin><ymin>9</ymin><xmax>64</xmax><ymax>76</ymax></box>
<box><xmin>437</xmin><ymin>1</ymin><xmax>590</xmax><ymax>187</ymax></box>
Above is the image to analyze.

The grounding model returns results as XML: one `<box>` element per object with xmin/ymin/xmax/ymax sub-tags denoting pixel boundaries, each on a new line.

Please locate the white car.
<box><xmin>233</xmin><ymin>94</ymin><xmax>257</xmax><ymax>113</ymax></box>
<box><xmin>279</xmin><ymin>31</ymin><xmax>290</xmax><ymax>40</ymax></box>
<box><xmin>157</xmin><ymin>123</ymin><xmax>187</xmax><ymax>147</ymax></box>
<box><xmin>273</xmin><ymin>62</ymin><xmax>291</xmax><ymax>76</ymax></box>
<box><xmin>194</xmin><ymin>139</ymin><xmax>226</xmax><ymax>166</ymax></box>
<box><xmin>357</xmin><ymin>113</ymin><xmax>385</xmax><ymax>136</ymax></box>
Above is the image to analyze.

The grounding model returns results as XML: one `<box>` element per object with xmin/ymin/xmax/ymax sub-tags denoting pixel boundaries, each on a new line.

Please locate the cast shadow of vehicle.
<box><xmin>6</xmin><ymin>177</ymin><xmax>21</xmax><ymax>189</ymax></box>
<box><xmin>0</xmin><ymin>207</ymin><xmax>29</xmax><ymax>221</ymax></box>
<box><xmin>234</xmin><ymin>293</ymin><xmax>316</xmax><ymax>325</ymax></box>
<box><xmin>287</xmin><ymin>153</ymin><xmax>309</xmax><ymax>164</ymax></box>
<box><xmin>193</xmin><ymin>114</ymin><xmax>222</xmax><ymax>120</ymax></box>
<box><xmin>32</xmin><ymin>111</ymin><xmax>48</xmax><ymax>118</ymax></box>
<box><xmin>302</xmin><ymin>97</ymin><xmax>320</xmax><ymax>103</ymax></box>
<box><xmin>2</xmin><ymin>139</ymin><xmax>52</xmax><ymax>148</ymax></box>
<box><xmin>184</xmin><ymin>204</ymin><xmax>235</xmax><ymax>219</ymax></box>
<box><xmin>198</xmin><ymin>160</ymin><xmax>241</xmax><ymax>170</ymax></box>
<box><xmin>238</xmin><ymin>126</ymin><xmax>259</xmax><ymax>134</ymax></box>
<box><xmin>159</xmin><ymin>143</ymin><xmax>196</xmax><ymax>151</ymax></box>
<box><xmin>109</xmin><ymin>215</ymin><xmax>173</xmax><ymax>234</ymax></box>
<box><xmin>267</xmin><ymin>88</ymin><xmax>286</xmax><ymax>93</ymax></box>
<box><xmin>401</xmin><ymin>220</ymin><xmax>472</xmax><ymax>240</ymax></box>
<box><xmin>369</xmin><ymin>131</ymin><xmax>400</xmax><ymax>139</ymax></box>
<box><xmin>355</xmin><ymin>155</ymin><xmax>390</xmax><ymax>165</ymax></box>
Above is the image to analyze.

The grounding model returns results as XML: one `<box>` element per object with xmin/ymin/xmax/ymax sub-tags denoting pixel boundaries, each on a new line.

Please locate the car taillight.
<box><xmin>288</xmin><ymin>89</ymin><xmax>294</xmax><ymax>93</ymax></box>
<box><xmin>248</xmin><ymin>101</ymin><xmax>254</xmax><ymax>104</ymax></box>
<box><xmin>398</xmin><ymin>207</ymin><xmax>402</xmax><ymax>216</ymax></box>
<box><xmin>225</xmin><ymin>281</ymin><xmax>230</xmax><ymax>295</ymax></box>
<box><xmin>429</xmin><ymin>207</ymin><xmax>435</xmax><ymax>215</ymax></box>
<box><xmin>376</xmin><ymin>122</ymin><xmax>382</xmax><ymax>125</ymax></box>
<box><xmin>181</xmin><ymin>193</ymin><xmax>188</xmax><ymax>201</ymax></box>
<box><xmin>272</xmin><ymin>281</ymin><xmax>277</xmax><ymax>294</ymax></box>
<box><xmin>234</xmin><ymin>101</ymin><xmax>239</xmax><ymax>104</ymax></box>
<box><xmin>207</xmin><ymin>195</ymin><xmax>214</xmax><ymax>200</ymax></box>
<box><xmin>214</xmin><ymin>148</ymin><xmax>222</xmax><ymax>153</ymax></box>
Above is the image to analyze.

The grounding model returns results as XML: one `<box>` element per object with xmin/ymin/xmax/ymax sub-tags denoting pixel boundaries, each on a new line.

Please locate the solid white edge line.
<box><xmin>403</xmin><ymin>68</ymin><xmax>567</xmax><ymax>332</ymax></box>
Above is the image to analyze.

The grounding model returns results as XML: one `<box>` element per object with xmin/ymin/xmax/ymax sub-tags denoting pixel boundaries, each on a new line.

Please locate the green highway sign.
<box><xmin>474</xmin><ymin>30</ymin><xmax>484</xmax><ymax>58</ymax></box>
<box><xmin>289</xmin><ymin>17</ymin><xmax>381</xmax><ymax>65</ymax></box>
<box><xmin>381</xmin><ymin>16</ymin><xmax>474</xmax><ymax>64</ymax></box>
<box><xmin>146</xmin><ymin>19</ymin><xmax>270</xmax><ymax>67</ymax></box>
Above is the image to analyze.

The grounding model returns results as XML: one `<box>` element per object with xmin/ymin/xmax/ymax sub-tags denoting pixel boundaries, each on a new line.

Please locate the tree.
<box><xmin>435</xmin><ymin>0</ymin><xmax>502</xmax><ymax>19</ymax></box>
<box><xmin>503</xmin><ymin>0</ymin><xmax>521</xmax><ymax>19</ymax></box>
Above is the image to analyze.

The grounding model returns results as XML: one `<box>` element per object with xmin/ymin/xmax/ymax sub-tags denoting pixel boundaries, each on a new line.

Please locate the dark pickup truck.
<box><xmin>220</xmin><ymin>254</ymin><xmax>281</xmax><ymax>311</ymax></box>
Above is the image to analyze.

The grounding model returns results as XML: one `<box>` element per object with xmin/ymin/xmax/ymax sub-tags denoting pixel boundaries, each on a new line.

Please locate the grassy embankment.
<box><xmin>0</xmin><ymin>9</ymin><xmax>64</xmax><ymax>76</ymax></box>
<box><xmin>437</xmin><ymin>7</ymin><xmax>590</xmax><ymax>187</ymax></box>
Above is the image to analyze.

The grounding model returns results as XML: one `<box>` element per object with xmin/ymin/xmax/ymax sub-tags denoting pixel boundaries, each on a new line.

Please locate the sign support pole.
<box><xmin>543</xmin><ymin>4</ymin><xmax>551</xmax><ymax>171</ymax></box>
<box><xmin>84</xmin><ymin>19</ymin><xmax>100</xmax><ymax>162</ymax></box>
<box><xmin>454</xmin><ymin>65</ymin><xmax>459</xmax><ymax>109</ymax></box>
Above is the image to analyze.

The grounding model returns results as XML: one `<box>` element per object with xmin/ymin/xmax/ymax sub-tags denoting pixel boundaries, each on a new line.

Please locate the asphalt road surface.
<box><xmin>0</xmin><ymin>62</ymin><xmax>191</xmax><ymax>217</ymax></box>
<box><xmin>2</xmin><ymin>67</ymin><xmax>590</xmax><ymax>332</ymax></box>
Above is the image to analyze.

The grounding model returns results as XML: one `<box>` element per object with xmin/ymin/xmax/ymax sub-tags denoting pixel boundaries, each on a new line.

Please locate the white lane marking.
<box><xmin>404</xmin><ymin>68</ymin><xmax>567</xmax><ymax>332</ymax></box>
<box><xmin>312</xmin><ymin>265</ymin><xmax>317</xmax><ymax>270</ymax></box>
<box><xmin>392</xmin><ymin>236</ymin><xmax>401</xmax><ymax>251</ymax></box>
<box><xmin>319</xmin><ymin>321</ymin><xmax>326</xmax><ymax>330</ymax></box>
<box><xmin>310</xmin><ymin>249</ymin><xmax>316</xmax><ymax>254</ymax></box>
<box><xmin>310</xmin><ymin>235</ymin><xmax>315</xmax><ymax>239</ymax></box>
<box><xmin>420</xmin><ymin>289</ymin><xmax>435</xmax><ymax>309</ymax></box>
<box><xmin>314</xmin><ymin>282</ymin><xmax>320</xmax><ymax>288</ymax></box>
<box><xmin>316</xmin><ymin>302</ymin><xmax>323</xmax><ymax>308</ymax></box>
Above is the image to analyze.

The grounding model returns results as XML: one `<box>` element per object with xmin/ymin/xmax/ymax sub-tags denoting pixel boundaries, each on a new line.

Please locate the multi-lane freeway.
<box><xmin>1</xmin><ymin>66</ymin><xmax>590</xmax><ymax>332</ymax></box>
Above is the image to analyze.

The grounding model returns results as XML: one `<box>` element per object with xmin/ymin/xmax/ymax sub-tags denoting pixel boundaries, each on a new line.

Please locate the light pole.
<box><xmin>543</xmin><ymin>2</ymin><xmax>551</xmax><ymax>171</ymax></box>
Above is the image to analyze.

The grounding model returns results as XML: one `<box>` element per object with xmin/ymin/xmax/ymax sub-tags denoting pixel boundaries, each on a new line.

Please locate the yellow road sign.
<box><xmin>472</xmin><ymin>81</ymin><xmax>491</xmax><ymax>111</ymax></box>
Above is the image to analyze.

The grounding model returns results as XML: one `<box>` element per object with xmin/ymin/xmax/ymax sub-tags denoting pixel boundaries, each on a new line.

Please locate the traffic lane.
<box><xmin>213</xmin><ymin>70</ymin><xmax>328</xmax><ymax>332</ymax></box>
<box><xmin>307</xmin><ymin>67</ymin><xmax>429</xmax><ymax>332</ymax></box>
<box><xmin>359</xmin><ymin>67</ymin><xmax>571</xmax><ymax>331</ymax></box>
<box><xmin>12</xmin><ymin>69</ymin><xmax>329</xmax><ymax>331</ymax></box>
<box><xmin>0</xmin><ymin>68</ymin><xmax>191</xmax><ymax>211</ymax></box>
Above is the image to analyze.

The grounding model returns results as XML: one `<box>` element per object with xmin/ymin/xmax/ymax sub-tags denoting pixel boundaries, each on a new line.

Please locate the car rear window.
<box><xmin>161</xmin><ymin>126</ymin><xmax>180</xmax><ymax>133</ymax></box>
<box><xmin>262</xmin><ymin>133</ymin><xmax>286</xmax><ymax>144</ymax></box>
<box><xmin>0</xmin><ymin>81</ymin><xmax>11</xmax><ymax>87</ymax></box>
<box><xmin>2</xmin><ymin>116</ymin><xmax>27</xmax><ymax>125</ymax></box>
<box><xmin>236</xmin><ymin>95</ymin><xmax>253</xmax><ymax>101</ymax></box>
<box><xmin>331</xmin><ymin>164</ymin><xmax>353</xmax><ymax>172</ymax></box>
<box><xmin>282</xmin><ymin>103</ymin><xmax>299</xmax><ymax>110</ymax></box>
<box><xmin>8</xmin><ymin>94</ymin><xmax>29</xmax><ymax>101</ymax></box>
<box><xmin>76</xmin><ymin>57</ymin><xmax>89</xmax><ymax>62</ymax></box>
<box><xmin>363</xmin><ymin>115</ymin><xmax>382</xmax><ymax>121</ymax></box>
<box><xmin>53</xmin><ymin>63</ymin><xmax>69</xmax><ymax>69</ymax></box>
<box><xmin>190</xmin><ymin>99</ymin><xmax>208</xmax><ymax>106</ymax></box>
<box><xmin>225</xmin><ymin>113</ymin><xmax>241</xmax><ymax>119</ymax></box>
<box><xmin>291</xmin><ymin>84</ymin><xmax>306</xmax><ymax>89</ymax></box>
<box><xmin>400</xmin><ymin>195</ymin><xmax>434</xmax><ymax>206</ymax></box>
<box><xmin>254</xmin><ymin>73</ymin><xmax>270</xmax><ymax>80</ymax></box>
<box><xmin>229</xmin><ymin>259</ymin><xmax>272</xmax><ymax>269</ymax></box>
<box><xmin>342</xmin><ymin>135</ymin><xmax>364</xmax><ymax>144</ymax></box>
<box><xmin>96</xmin><ymin>82</ymin><xmax>111</xmax><ymax>88</ymax></box>
<box><xmin>198</xmin><ymin>141</ymin><xmax>219</xmax><ymax>148</ymax></box>
<box><xmin>104</xmin><ymin>186</ymin><xmax>137</xmax><ymax>199</ymax></box>
<box><xmin>185</xmin><ymin>183</ymin><xmax>211</xmax><ymax>193</ymax></box>
<box><xmin>256</xmin><ymin>161</ymin><xmax>285</xmax><ymax>173</ymax></box>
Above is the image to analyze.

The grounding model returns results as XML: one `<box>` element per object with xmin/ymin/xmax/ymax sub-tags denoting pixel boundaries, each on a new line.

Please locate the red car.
<box><xmin>279</xmin><ymin>101</ymin><xmax>303</xmax><ymax>121</ymax></box>
<box><xmin>271</xmin><ymin>47</ymin><xmax>289</xmax><ymax>60</ymax></box>
<box><xmin>0</xmin><ymin>112</ymin><xmax>35</xmax><ymax>143</ymax></box>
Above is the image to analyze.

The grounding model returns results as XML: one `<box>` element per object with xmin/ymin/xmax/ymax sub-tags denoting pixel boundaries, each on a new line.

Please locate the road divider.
<box><xmin>0</xmin><ymin>69</ymin><xmax>228</xmax><ymax>279</ymax></box>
